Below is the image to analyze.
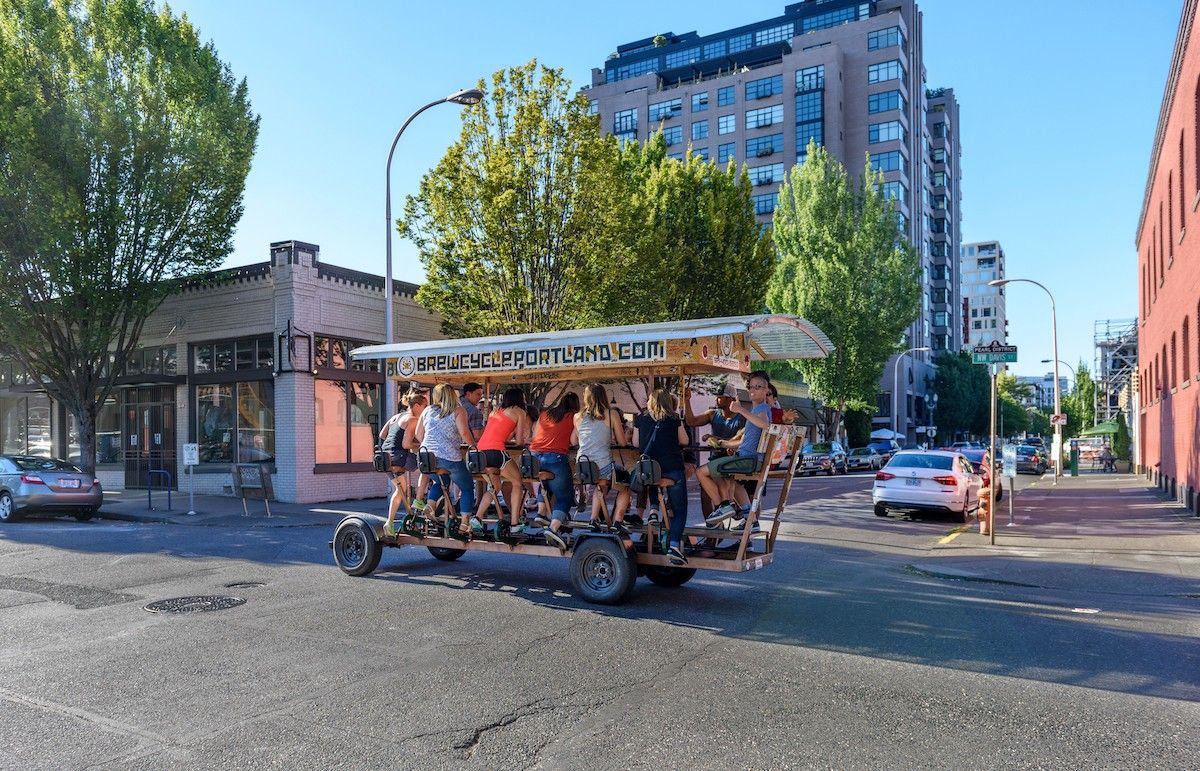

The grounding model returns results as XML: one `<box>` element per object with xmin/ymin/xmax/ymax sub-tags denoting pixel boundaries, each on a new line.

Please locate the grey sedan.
<box><xmin>0</xmin><ymin>455</ymin><xmax>103</xmax><ymax>523</ymax></box>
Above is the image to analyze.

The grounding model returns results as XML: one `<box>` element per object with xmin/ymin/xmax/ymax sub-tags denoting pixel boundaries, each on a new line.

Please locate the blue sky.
<box><xmin>170</xmin><ymin>0</ymin><xmax>1180</xmax><ymax>380</ymax></box>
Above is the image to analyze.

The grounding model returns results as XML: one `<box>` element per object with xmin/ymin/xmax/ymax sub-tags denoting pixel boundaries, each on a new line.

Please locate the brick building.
<box><xmin>1136</xmin><ymin>0</ymin><xmax>1200</xmax><ymax>513</ymax></box>
<box><xmin>0</xmin><ymin>240</ymin><xmax>441</xmax><ymax>504</ymax></box>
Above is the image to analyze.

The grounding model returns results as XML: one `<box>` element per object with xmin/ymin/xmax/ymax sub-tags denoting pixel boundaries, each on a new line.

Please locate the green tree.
<box><xmin>996</xmin><ymin>372</ymin><xmax>1030</xmax><ymax>437</ymax></box>
<box><xmin>767</xmin><ymin>143</ymin><xmax>921</xmax><ymax>440</ymax></box>
<box><xmin>402</xmin><ymin>60</ymin><xmax>603</xmax><ymax>342</ymax></box>
<box><xmin>1027</xmin><ymin>407</ymin><xmax>1052</xmax><ymax>438</ymax></box>
<box><xmin>1113</xmin><ymin>412</ymin><xmax>1131</xmax><ymax>461</ymax></box>
<box><xmin>1063</xmin><ymin>362</ymin><xmax>1096</xmax><ymax>439</ymax></box>
<box><xmin>0</xmin><ymin>0</ymin><xmax>257</xmax><ymax>473</ymax></box>
<box><xmin>583</xmin><ymin>132</ymin><xmax>774</xmax><ymax>326</ymax></box>
<box><xmin>402</xmin><ymin>62</ymin><xmax>773</xmax><ymax>356</ymax></box>
<box><xmin>931</xmin><ymin>351</ymin><xmax>989</xmax><ymax>440</ymax></box>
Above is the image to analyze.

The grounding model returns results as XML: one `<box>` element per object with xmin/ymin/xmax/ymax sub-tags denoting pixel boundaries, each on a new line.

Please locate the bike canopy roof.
<box><xmin>351</xmin><ymin>314</ymin><xmax>833</xmax><ymax>385</ymax></box>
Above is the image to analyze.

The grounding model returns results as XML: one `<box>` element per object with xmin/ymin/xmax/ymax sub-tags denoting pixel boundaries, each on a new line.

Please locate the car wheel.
<box><xmin>569</xmin><ymin>537</ymin><xmax>636</xmax><ymax>604</ymax></box>
<box><xmin>74</xmin><ymin>507</ymin><xmax>98</xmax><ymax>522</ymax></box>
<box><xmin>0</xmin><ymin>492</ymin><xmax>16</xmax><ymax>523</ymax></box>
<box><xmin>333</xmin><ymin>518</ymin><xmax>382</xmax><ymax>576</ymax></box>
<box><xmin>643</xmin><ymin>565</ymin><xmax>696</xmax><ymax>587</ymax></box>
<box><xmin>874</xmin><ymin>503</ymin><xmax>888</xmax><ymax>517</ymax></box>
<box><xmin>826</xmin><ymin>466</ymin><xmax>834</xmax><ymax>477</ymax></box>
<box><xmin>427</xmin><ymin>546</ymin><xmax>466</xmax><ymax>561</ymax></box>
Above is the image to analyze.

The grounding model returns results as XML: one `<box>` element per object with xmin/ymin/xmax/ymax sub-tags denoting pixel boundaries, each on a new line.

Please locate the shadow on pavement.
<box><xmin>367</xmin><ymin>538</ymin><xmax>1200</xmax><ymax>703</ymax></box>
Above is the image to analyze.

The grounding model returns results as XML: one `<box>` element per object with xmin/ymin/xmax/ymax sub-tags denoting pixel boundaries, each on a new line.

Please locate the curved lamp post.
<box><xmin>383</xmin><ymin>87</ymin><xmax>483</xmax><ymax>419</ymax></box>
<box><xmin>991</xmin><ymin>277</ymin><xmax>1061</xmax><ymax>480</ymax></box>
<box><xmin>893</xmin><ymin>346</ymin><xmax>930</xmax><ymax>441</ymax></box>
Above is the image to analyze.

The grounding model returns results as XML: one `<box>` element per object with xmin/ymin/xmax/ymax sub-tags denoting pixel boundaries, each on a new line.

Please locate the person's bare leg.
<box><xmin>697</xmin><ymin>464</ymin><xmax>725</xmax><ymax>505</ymax></box>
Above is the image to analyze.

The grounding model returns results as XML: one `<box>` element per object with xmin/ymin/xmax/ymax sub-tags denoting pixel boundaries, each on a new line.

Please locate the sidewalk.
<box><xmin>98</xmin><ymin>488</ymin><xmax>386</xmax><ymax>528</ymax></box>
<box><xmin>914</xmin><ymin>473</ymin><xmax>1200</xmax><ymax>596</ymax></box>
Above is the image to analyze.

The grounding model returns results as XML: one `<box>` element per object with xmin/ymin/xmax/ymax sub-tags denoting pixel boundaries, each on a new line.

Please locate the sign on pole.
<box><xmin>971</xmin><ymin>341</ymin><xmax>1018</xmax><ymax>365</ymax></box>
<box><xmin>182</xmin><ymin>443</ymin><xmax>199</xmax><ymax>466</ymax></box>
<box><xmin>1002</xmin><ymin>443</ymin><xmax>1017</xmax><ymax>479</ymax></box>
<box><xmin>1050</xmin><ymin>413</ymin><xmax>1067</xmax><ymax>426</ymax></box>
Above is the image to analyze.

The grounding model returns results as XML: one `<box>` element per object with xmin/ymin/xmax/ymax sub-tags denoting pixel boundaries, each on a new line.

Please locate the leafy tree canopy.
<box><xmin>0</xmin><ymin>0</ymin><xmax>258</xmax><ymax>472</ymax></box>
<box><xmin>766</xmin><ymin>142</ymin><xmax>921</xmax><ymax>440</ymax></box>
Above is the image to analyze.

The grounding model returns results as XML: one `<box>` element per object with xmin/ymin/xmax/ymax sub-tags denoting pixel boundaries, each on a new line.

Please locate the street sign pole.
<box><xmin>989</xmin><ymin>364</ymin><xmax>997</xmax><ymax>546</ymax></box>
<box><xmin>183</xmin><ymin>443</ymin><xmax>199</xmax><ymax>516</ymax></box>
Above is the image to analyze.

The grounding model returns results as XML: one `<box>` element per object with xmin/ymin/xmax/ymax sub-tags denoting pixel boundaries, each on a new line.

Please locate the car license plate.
<box><xmin>59</xmin><ymin>479</ymin><xmax>80</xmax><ymax>489</ymax></box>
<box><xmin>905</xmin><ymin>478</ymin><xmax>920</xmax><ymax>487</ymax></box>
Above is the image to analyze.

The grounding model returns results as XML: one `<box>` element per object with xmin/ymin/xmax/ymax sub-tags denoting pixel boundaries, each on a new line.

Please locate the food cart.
<box><xmin>331</xmin><ymin>314</ymin><xmax>832</xmax><ymax>604</ymax></box>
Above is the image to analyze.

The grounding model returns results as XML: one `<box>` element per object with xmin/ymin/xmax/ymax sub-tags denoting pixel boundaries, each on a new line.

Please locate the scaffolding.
<box><xmin>1094</xmin><ymin>318</ymin><xmax>1137</xmax><ymax>424</ymax></box>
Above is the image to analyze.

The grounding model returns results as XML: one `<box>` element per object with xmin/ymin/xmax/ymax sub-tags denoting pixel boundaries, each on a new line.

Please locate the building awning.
<box><xmin>1079</xmin><ymin>421</ymin><xmax>1120</xmax><ymax>437</ymax></box>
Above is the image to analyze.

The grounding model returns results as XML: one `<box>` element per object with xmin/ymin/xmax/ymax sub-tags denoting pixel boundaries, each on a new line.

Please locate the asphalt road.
<box><xmin>1</xmin><ymin>472</ymin><xmax>1196</xmax><ymax>769</ymax></box>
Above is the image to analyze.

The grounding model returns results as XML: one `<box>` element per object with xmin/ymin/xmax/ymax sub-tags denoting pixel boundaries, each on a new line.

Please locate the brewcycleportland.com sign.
<box><xmin>389</xmin><ymin>340</ymin><xmax>668</xmax><ymax>378</ymax></box>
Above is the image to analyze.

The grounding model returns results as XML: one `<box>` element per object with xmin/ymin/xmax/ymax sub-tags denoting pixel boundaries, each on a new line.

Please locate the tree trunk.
<box><xmin>75</xmin><ymin>404</ymin><xmax>98</xmax><ymax>477</ymax></box>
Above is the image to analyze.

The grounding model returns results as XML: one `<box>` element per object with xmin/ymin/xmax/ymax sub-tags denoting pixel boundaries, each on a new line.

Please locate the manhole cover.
<box><xmin>143</xmin><ymin>596</ymin><xmax>246</xmax><ymax>614</ymax></box>
<box><xmin>224</xmin><ymin>581</ymin><xmax>265</xmax><ymax>589</ymax></box>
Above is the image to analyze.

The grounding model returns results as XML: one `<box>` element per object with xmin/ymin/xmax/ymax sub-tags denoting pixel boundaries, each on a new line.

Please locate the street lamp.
<box><xmin>383</xmin><ymin>87</ymin><xmax>484</xmax><ymax>419</ymax></box>
<box><xmin>1040</xmin><ymin>358</ymin><xmax>1075</xmax><ymax>396</ymax></box>
<box><xmin>991</xmin><ymin>277</ymin><xmax>1062</xmax><ymax>480</ymax></box>
<box><xmin>893</xmin><ymin>346</ymin><xmax>931</xmax><ymax>441</ymax></box>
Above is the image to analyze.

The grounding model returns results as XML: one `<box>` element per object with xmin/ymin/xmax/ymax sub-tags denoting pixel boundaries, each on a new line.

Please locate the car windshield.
<box><xmin>805</xmin><ymin>443</ymin><xmax>833</xmax><ymax>453</ymax></box>
<box><xmin>849</xmin><ymin>448</ymin><xmax>870</xmax><ymax>456</ymax></box>
<box><xmin>887</xmin><ymin>453</ymin><xmax>955</xmax><ymax>470</ymax></box>
<box><xmin>10</xmin><ymin>456</ymin><xmax>82</xmax><ymax>473</ymax></box>
<box><xmin>1018</xmin><ymin>446</ymin><xmax>1037</xmax><ymax>456</ymax></box>
<box><xmin>961</xmin><ymin>450</ymin><xmax>985</xmax><ymax>462</ymax></box>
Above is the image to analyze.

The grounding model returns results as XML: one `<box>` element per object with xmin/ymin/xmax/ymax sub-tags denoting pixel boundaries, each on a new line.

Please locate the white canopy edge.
<box><xmin>351</xmin><ymin>314</ymin><xmax>833</xmax><ymax>362</ymax></box>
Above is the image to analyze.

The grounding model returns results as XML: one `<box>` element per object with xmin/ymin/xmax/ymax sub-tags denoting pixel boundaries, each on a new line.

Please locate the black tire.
<box><xmin>427</xmin><ymin>546</ymin><xmax>466</xmax><ymax>561</ymax></box>
<box><xmin>569</xmin><ymin>537</ymin><xmax>636</xmax><ymax>604</ymax></box>
<box><xmin>874</xmin><ymin>503</ymin><xmax>888</xmax><ymax>517</ymax></box>
<box><xmin>826</xmin><ymin>466</ymin><xmax>835</xmax><ymax>477</ymax></box>
<box><xmin>74</xmin><ymin>508</ymin><xmax>98</xmax><ymax>522</ymax></box>
<box><xmin>643</xmin><ymin>565</ymin><xmax>697</xmax><ymax>587</ymax></box>
<box><xmin>0</xmin><ymin>491</ymin><xmax>16</xmax><ymax>523</ymax></box>
<box><xmin>333</xmin><ymin>519</ymin><xmax>382</xmax><ymax>577</ymax></box>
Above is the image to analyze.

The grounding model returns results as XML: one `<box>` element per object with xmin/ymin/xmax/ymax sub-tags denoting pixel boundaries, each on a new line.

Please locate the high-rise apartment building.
<box><xmin>960</xmin><ymin>240</ymin><xmax>1007</xmax><ymax>348</ymax></box>
<box><xmin>581</xmin><ymin>0</ymin><xmax>962</xmax><ymax>444</ymax></box>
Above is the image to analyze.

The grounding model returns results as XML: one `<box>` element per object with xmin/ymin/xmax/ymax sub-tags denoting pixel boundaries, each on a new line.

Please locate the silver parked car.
<box><xmin>0</xmin><ymin>455</ymin><xmax>103</xmax><ymax>523</ymax></box>
<box><xmin>846</xmin><ymin>447</ymin><xmax>883</xmax><ymax>471</ymax></box>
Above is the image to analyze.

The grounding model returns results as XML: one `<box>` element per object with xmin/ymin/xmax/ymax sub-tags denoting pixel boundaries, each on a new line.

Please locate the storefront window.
<box><xmin>196</xmin><ymin>382</ymin><xmax>274</xmax><ymax>465</ymax></box>
<box><xmin>0</xmin><ymin>394</ymin><xmax>52</xmax><ymax>457</ymax></box>
<box><xmin>314</xmin><ymin>380</ymin><xmax>347</xmax><ymax>464</ymax></box>
<box><xmin>197</xmin><ymin>385</ymin><xmax>234</xmax><ymax>463</ymax></box>
<box><xmin>350</xmin><ymin>382</ymin><xmax>379</xmax><ymax>462</ymax></box>
<box><xmin>237</xmin><ymin>382</ymin><xmax>274</xmax><ymax>463</ymax></box>
<box><xmin>66</xmin><ymin>396</ymin><xmax>121</xmax><ymax>465</ymax></box>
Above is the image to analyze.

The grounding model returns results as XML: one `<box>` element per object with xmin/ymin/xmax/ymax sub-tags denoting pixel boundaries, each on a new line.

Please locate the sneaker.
<box><xmin>731</xmin><ymin>517</ymin><xmax>760</xmax><ymax>533</ymax></box>
<box><xmin>625</xmin><ymin>513</ymin><xmax>645</xmax><ymax>528</ymax></box>
<box><xmin>667</xmin><ymin>545</ymin><xmax>688</xmax><ymax>565</ymax></box>
<box><xmin>544</xmin><ymin>528</ymin><xmax>568</xmax><ymax>550</ymax></box>
<box><xmin>589</xmin><ymin>519</ymin><xmax>606</xmax><ymax>533</ymax></box>
<box><xmin>383</xmin><ymin>521</ymin><xmax>399</xmax><ymax>537</ymax></box>
<box><xmin>705</xmin><ymin>501</ymin><xmax>737</xmax><ymax>527</ymax></box>
<box><xmin>412</xmin><ymin>499</ymin><xmax>427</xmax><ymax>514</ymax></box>
<box><xmin>609</xmin><ymin>520</ymin><xmax>631</xmax><ymax>537</ymax></box>
<box><xmin>532</xmin><ymin>514</ymin><xmax>551</xmax><ymax>527</ymax></box>
<box><xmin>646</xmin><ymin>509</ymin><xmax>660</xmax><ymax>525</ymax></box>
<box><xmin>510</xmin><ymin>523</ymin><xmax>530</xmax><ymax>539</ymax></box>
<box><xmin>469</xmin><ymin>518</ymin><xmax>485</xmax><ymax>535</ymax></box>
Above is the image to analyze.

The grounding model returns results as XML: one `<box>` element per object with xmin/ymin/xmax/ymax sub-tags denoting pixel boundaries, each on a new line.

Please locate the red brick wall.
<box><xmin>1137</xmin><ymin>2</ymin><xmax>1200</xmax><ymax>509</ymax></box>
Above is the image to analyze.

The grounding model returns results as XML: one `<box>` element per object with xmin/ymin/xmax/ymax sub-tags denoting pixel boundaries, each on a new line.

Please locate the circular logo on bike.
<box><xmin>397</xmin><ymin>355</ymin><xmax>416</xmax><ymax>377</ymax></box>
<box><xmin>719</xmin><ymin>334</ymin><xmax>734</xmax><ymax>358</ymax></box>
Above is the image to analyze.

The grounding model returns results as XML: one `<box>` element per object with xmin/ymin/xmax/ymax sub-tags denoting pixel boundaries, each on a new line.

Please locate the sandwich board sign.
<box><xmin>972</xmin><ymin>341</ymin><xmax>1018</xmax><ymax>365</ymax></box>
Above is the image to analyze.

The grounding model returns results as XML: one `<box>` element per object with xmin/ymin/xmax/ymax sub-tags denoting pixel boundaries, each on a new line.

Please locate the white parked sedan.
<box><xmin>872</xmin><ymin>450</ymin><xmax>982</xmax><ymax>522</ymax></box>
